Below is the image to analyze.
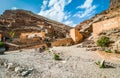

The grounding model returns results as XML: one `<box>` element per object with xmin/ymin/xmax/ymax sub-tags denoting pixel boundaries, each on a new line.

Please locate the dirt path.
<box><xmin>0</xmin><ymin>45</ymin><xmax>120</xmax><ymax>78</ymax></box>
<box><xmin>0</xmin><ymin>67</ymin><xmax>6</xmax><ymax>78</ymax></box>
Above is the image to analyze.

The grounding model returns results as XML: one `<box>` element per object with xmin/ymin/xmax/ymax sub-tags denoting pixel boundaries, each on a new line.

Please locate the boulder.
<box><xmin>0</xmin><ymin>47</ymin><xmax>5</xmax><ymax>55</ymax></box>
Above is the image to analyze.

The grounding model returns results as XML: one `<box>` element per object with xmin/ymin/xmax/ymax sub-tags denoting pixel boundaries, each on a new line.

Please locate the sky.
<box><xmin>0</xmin><ymin>0</ymin><xmax>110</xmax><ymax>27</ymax></box>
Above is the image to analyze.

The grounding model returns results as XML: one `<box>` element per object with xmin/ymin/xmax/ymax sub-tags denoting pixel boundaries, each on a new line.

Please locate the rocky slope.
<box><xmin>98</xmin><ymin>28</ymin><xmax>120</xmax><ymax>53</ymax></box>
<box><xmin>0</xmin><ymin>10</ymin><xmax>73</xmax><ymax>50</ymax></box>
<box><xmin>110</xmin><ymin>0</ymin><xmax>120</xmax><ymax>9</ymax></box>
<box><xmin>75</xmin><ymin>0</ymin><xmax>120</xmax><ymax>38</ymax></box>
<box><xmin>0</xmin><ymin>9</ymin><xmax>71</xmax><ymax>39</ymax></box>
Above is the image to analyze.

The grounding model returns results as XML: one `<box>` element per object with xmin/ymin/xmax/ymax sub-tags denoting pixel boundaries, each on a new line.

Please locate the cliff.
<box><xmin>75</xmin><ymin>0</ymin><xmax>120</xmax><ymax>38</ymax></box>
<box><xmin>110</xmin><ymin>0</ymin><xmax>120</xmax><ymax>9</ymax></box>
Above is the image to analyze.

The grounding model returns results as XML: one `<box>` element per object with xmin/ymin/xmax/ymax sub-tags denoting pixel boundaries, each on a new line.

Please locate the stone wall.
<box><xmin>51</xmin><ymin>38</ymin><xmax>74</xmax><ymax>47</ymax></box>
<box><xmin>27</xmin><ymin>43</ymin><xmax>48</xmax><ymax>49</ymax></box>
<box><xmin>93</xmin><ymin>16</ymin><xmax>120</xmax><ymax>40</ymax></box>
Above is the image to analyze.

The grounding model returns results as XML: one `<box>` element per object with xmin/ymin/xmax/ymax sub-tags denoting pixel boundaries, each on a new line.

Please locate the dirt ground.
<box><xmin>0</xmin><ymin>44</ymin><xmax>120</xmax><ymax>78</ymax></box>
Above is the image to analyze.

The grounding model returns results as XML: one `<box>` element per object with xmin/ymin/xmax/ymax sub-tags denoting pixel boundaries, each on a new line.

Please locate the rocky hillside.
<box><xmin>75</xmin><ymin>0</ymin><xmax>120</xmax><ymax>38</ymax></box>
<box><xmin>0</xmin><ymin>10</ymin><xmax>71</xmax><ymax>39</ymax></box>
<box><xmin>110</xmin><ymin>0</ymin><xmax>120</xmax><ymax>9</ymax></box>
<box><xmin>97</xmin><ymin>28</ymin><xmax>120</xmax><ymax>53</ymax></box>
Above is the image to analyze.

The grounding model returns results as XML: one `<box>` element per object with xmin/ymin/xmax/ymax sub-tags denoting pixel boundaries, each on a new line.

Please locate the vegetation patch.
<box><xmin>0</xmin><ymin>41</ymin><xmax>4</xmax><ymax>47</ymax></box>
<box><xmin>105</xmin><ymin>49</ymin><xmax>112</xmax><ymax>53</ymax></box>
<box><xmin>95</xmin><ymin>60</ymin><xmax>106</xmax><ymax>68</ymax></box>
<box><xmin>97</xmin><ymin>36</ymin><xmax>110</xmax><ymax>47</ymax></box>
<box><xmin>54</xmin><ymin>53</ymin><xmax>60</xmax><ymax>60</ymax></box>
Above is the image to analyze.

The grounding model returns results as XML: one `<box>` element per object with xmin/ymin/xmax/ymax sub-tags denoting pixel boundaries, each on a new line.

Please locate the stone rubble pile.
<box><xmin>0</xmin><ymin>59</ymin><xmax>34</xmax><ymax>78</ymax></box>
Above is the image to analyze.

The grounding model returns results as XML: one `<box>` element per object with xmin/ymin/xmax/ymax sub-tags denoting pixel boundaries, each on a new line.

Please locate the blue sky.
<box><xmin>0</xmin><ymin>0</ymin><xmax>110</xmax><ymax>27</ymax></box>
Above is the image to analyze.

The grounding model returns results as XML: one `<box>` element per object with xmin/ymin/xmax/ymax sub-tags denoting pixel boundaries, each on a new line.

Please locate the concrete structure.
<box><xmin>70</xmin><ymin>28</ymin><xmax>83</xmax><ymax>43</ymax></box>
<box><xmin>20</xmin><ymin>32</ymin><xmax>45</xmax><ymax>40</ymax></box>
<box><xmin>93</xmin><ymin>16</ymin><xmax>120</xmax><ymax>40</ymax></box>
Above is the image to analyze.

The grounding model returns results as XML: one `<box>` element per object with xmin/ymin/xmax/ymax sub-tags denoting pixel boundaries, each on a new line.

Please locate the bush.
<box><xmin>105</xmin><ymin>49</ymin><xmax>112</xmax><ymax>53</ymax></box>
<box><xmin>95</xmin><ymin>60</ymin><xmax>105</xmax><ymax>68</ymax></box>
<box><xmin>0</xmin><ymin>42</ymin><xmax>4</xmax><ymax>47</ymax></box>
<box><xmin>97</xmin><ymin>36</ymin><xmax>110</xmax><ymax>47</ymax></box>
<box><xmin>54</xmin><ymin>53</ymin><xmax>60</xmax><ymax>60</ymax></box>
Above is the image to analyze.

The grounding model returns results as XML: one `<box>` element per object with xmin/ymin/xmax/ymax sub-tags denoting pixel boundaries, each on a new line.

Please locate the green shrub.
<box><xmin>0</xmin><ymin>42</ymin><xmax>4</xmax><ymax>47</ymax></box>
<box><xmin>105</xmin><ymin>49</ymin><xmax>112</xmax><ymax>53</ymax></box>
<box><xmin>54</xmin><ymin>53</ymin><xmax>60</xmax><ymax>60</ymax></box>
<box><xmin>97</xmin><ymin>36</ymin><xmax>110</xmax><ymax>47</ymax></box>
<box><xmin>10</xmin><ymin>31</ymin><xmax>15</xmax><ymax>38</ymax></box>
<box><xmin>95</xmin><ymin>60</ymin><xmax>106</xmax><ymax>68</ymax></box>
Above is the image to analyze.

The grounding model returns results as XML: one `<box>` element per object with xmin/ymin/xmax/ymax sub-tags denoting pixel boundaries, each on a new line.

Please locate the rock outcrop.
<box><xmin>97</xmin><ymin>28</ymin><xmax>120</xmax><ymax>53</ymax></box>
<box><xmin>110</xmin><ymin>0</ymin><xmax>120</xmax><ymax>9</ymax></box>
<box><xmin>75</xmin><ymin>0</ymin><xmax>120</xmax><ymax>39</ymax></box>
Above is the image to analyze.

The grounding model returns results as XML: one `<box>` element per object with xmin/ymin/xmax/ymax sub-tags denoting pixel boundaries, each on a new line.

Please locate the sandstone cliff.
<box><xmin>75</xmin><ymin>0</ymin><xmax>120</xmax><ymax>38</ymax></box>
<box><xmin>110</xmin><ymin>0</ymin><xmax>120</xmax><ymax>9</ymax></box>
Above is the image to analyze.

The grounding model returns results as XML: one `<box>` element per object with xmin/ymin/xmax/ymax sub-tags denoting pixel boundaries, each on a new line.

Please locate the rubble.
<box><xmin>0</xmin><ymin>59</ymin><xmax>34</xmax><ymax>78</ymax></box>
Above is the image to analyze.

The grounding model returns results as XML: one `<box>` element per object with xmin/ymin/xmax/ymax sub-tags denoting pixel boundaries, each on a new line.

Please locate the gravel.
<box><xmin>0</xmin><ymin>45</ymin><xmax>120</xmax><ymax>78</ymax></box>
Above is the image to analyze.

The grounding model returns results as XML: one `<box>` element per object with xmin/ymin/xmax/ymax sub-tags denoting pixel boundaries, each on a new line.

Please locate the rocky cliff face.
<box><xmin>110</xmin><ymin>0</ymin><xmax>120</xmax><ymax>9</ymax></box>
<box><xmin>0</xmin><ymin>10</ymin><xmax>71</xmax><ymax>39</ymax></box>
<box><xmin>98</xmin><ymin>28</ymin><xmax>120</xmax><ymax>53</ymax></box>
<box><xmin>75</xmin><ymin>0</ymin><xmax>120</xmax><ymax>39</ymax></box>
